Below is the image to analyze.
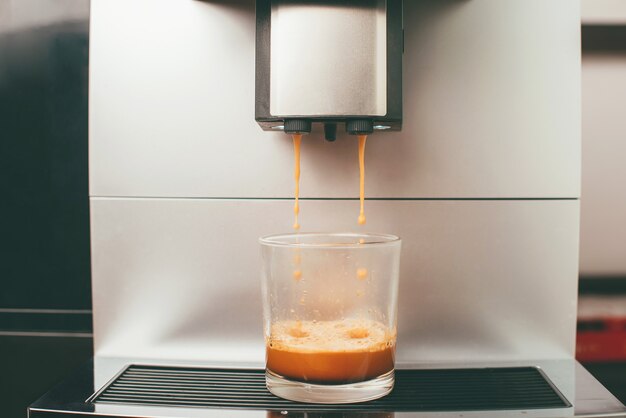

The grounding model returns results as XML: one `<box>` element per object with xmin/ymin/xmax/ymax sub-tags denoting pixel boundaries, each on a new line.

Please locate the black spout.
<box><xmin>284</xmin><ymin>119</ymin><xmax>312</xmax><ymax>135</ymax></box>
<box><xmin>324</xmin><ymin>123</ymin><xmax>337</xmax><ymax>142</ymax></box>
<box><xmin>346</xmin><ymin>119</ymin><xmax>374</xmax><ymax>135</ymax></box>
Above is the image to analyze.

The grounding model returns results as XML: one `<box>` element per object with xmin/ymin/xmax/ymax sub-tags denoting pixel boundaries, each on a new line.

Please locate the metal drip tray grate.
<box><xmin>90</xmin><ymin>365</ymin><xmax>571</xmax><ymax>412</ymax></box>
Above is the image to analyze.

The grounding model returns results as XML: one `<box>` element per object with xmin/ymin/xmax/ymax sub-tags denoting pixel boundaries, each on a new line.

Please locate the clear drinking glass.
<box><xmin>260</xmin><ymin>233</ymin><xmax>401</xmax><ymax>404</ymax></box>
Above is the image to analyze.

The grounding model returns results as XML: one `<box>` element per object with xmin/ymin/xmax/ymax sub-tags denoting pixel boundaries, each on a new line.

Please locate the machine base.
<box><xmin>28</xmin><ymin>359</ymin><xmax>626</xmax><ymax>417</ymax></box>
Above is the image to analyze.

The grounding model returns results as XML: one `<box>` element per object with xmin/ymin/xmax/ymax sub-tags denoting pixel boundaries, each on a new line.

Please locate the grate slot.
<box><xmin>90</xmin><ymin>365</ymin><xmax>570</xmax><ymax>412</ymax></box>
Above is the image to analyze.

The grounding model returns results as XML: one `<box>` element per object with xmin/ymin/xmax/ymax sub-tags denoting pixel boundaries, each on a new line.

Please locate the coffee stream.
<box><xmin>291</xmin><ymin>133</ymin><xmax>368</xmax><ymax>230</ymax></box>
<box><xmin>292</xmin><ymin>134</ymin><xmax>303</xmax><ymax>281</ymax></box>
<box><xmin>292</xmin><ymin>134</ymin><xmax>302</xmax><ymax>231</ymax></box>
<box><xmin>358</xmin><ymin>134</ymin><xmax>367</xmax><ymax>225</ymax></box>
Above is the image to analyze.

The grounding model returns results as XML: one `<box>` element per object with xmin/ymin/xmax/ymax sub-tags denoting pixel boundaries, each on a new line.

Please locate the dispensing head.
<box><xmin>255</xmin><ymin>0</ymin><xmax>403</xmax><ymax>138</ymax></box>
<box><xmin>283</xmin><ymin>119</ymin><xmax>374</xmax><ymax>139</ymax></box>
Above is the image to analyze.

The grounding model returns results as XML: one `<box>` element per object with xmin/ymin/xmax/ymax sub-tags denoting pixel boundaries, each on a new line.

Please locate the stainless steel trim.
<box><xmin>87</xmin><ymin>365</ymin><xmax>132</xmax><ymax>403</ymax></box>
<box><xmin>535</xmin><ymin>366</ymin><xmax>572</xmax><ymax>407</ymax></box>
<box><xmin>29</xmin><ymin>408</ymin><xmax>151</xmax><ymax>418</ymax></box>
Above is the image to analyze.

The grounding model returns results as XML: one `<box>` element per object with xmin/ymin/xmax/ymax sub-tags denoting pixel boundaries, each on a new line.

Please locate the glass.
<box><xmin>260</xmin><ymin>232</ymin><xmax>401</xmax><ymax>404</ymax></box>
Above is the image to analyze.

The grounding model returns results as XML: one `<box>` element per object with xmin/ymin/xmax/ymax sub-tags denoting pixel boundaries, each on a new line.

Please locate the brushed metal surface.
<box><xmin>91</xmin><ymin>198</ymin><xmax>579</xmax><ymax>363</ymax></box>
<box><xmin>269</xmin><ymin>0</ymin><xmax>387</xmax><ymax>117</ymax></box>
<box><xmin>89</xmin><ymin>0</ymin><xmax>580</xmax><ymax>199</ymax></box>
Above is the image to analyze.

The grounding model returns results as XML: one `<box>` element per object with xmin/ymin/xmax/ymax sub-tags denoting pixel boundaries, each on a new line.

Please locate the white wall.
<box><xmin>580</xmin><ymin>53</ymin><xmax>626</xmax><ymax>275</ymax></box>
<box><xmin>582</xmin><ymin>0</ymin><xmax>626</xmax><ymax>24</ymax></box>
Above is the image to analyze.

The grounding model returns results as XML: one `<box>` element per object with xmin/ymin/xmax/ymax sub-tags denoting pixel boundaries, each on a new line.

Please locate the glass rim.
<box><xmin>259</xmin><ymin>232</ymin><xmax>401</xmax><ymax>249</ymax></box>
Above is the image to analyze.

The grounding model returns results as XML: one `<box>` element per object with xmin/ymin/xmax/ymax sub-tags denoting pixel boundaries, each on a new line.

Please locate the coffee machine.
<box><xmin>29</xmin><ymin>0</ymin><xmax>626</xmax><ymax>417</ymax></box>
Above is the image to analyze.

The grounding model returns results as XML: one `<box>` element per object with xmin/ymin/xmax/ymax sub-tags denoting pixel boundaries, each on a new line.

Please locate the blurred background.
<box><xmin>1</xmin><ymin>0</ymin><xmax>625</xmax><ymax>417</ymax></box>
<box><xmin>578</xmin><ymin>0</ymin><xmax>626</xmax><ymax>404</ymax></box>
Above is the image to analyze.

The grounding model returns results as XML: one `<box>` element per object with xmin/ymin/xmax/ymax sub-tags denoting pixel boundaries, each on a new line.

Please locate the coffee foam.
<box><xmin>268</xmin><ymin>319</ymin><xmax>395</xmax><ymax>353</ymax></box>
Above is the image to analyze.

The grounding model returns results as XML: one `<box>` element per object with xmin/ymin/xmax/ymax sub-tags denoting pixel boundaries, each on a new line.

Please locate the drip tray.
<box><xmin>90</xmin><ymin>365</ymin><xmax>570</xmax><ymax>412</ymax></box>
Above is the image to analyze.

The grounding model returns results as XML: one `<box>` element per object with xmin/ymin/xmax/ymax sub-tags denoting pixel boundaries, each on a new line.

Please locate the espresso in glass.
<box><xmin>260</xmin><ymin>233</ymin><xmax>401</xmax><ymax>404</ymax></box>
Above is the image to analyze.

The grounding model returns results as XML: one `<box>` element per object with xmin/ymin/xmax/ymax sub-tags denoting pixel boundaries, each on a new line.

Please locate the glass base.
<box><xmin>265</xmin><ymin>369</ymin><xmax>394</xmax><ymax>404</ymax></box>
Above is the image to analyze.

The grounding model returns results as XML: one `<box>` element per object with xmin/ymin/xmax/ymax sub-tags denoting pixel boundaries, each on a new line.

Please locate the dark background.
<box><xmin>0</xmin><ymin>2</ymin><xmax>93</xmax><ymax>418</ymax></box>
<box><xmin>1</xmin><ymin>3</ymin><xmax>626</xmax><ymax>418</ymax></box>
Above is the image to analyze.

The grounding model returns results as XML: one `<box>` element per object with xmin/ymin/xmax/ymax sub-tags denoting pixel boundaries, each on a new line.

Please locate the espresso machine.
<box><xmin>29</xmin><ymin>0</ymin><xmax>626</xmax><ymax>417</ymax></box>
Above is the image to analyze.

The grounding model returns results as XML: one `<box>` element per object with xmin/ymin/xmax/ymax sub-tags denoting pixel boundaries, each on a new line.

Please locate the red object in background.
<box><xmin>577</xmin><ymin>317</ymin><xmax>626</xmax><ymax>362</ymax></box>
